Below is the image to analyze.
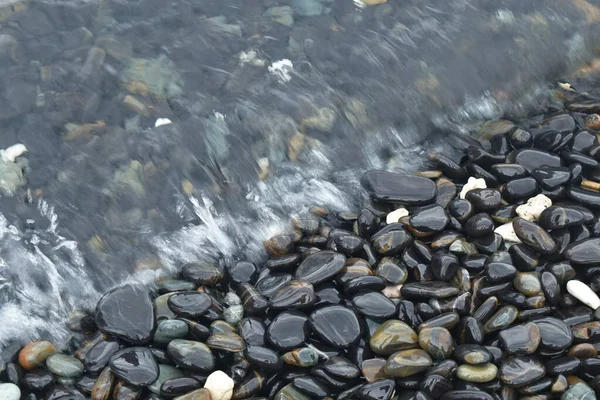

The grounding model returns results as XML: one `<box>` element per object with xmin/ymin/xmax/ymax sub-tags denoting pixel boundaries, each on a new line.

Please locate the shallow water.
<box><xmin>0</xmin><ymin>0</ymin><xmax>600</xmax><ymax>347</ymax></box>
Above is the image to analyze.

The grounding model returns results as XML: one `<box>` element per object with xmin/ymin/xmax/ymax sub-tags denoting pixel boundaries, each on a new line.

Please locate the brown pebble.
<box><xmin>18</xmin><ymin>341</ymin><xmax>56</xmax><ymax>370</ymax></box>
<box><xmin>567</xmin><ymin>343</ymin><xmax>598</xmax><ymax>359</ymax></box>
<box><xmin>362</xmin><ymin>358</ymin><xmax>388</xmax><ymax>382</ymax></box>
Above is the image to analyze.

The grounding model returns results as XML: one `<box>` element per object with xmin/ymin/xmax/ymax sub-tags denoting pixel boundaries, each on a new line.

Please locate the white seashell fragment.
<box><xmin>515</xmin><ymin>194</ymin><xmax>552</xmax><ymax>222</ymax></box>
<box><xmin>567</xmin><ymin>280</ymin><xmax>600</xmax><ymax>310</ymax></box>
<box><xmin>386</xmin><ymin>208</ymin><xmax>408</xmax><ymax>224</ymax></box>
<box><xmin>0</xmin><ymin>143</ymin><xmax>28</xmax><ymax>163</ymax></box>
<box><xmin>459</xmin><ymin>177</ymin><xmax>486</xmax><ymax>199</ymax></box>
<box><xmin>268</xmin><ymin>59</ymin><xmax>293</xmax><ymax>83</ymax></box>
<box><xmin>494</xmin><ymin>222</ymin><xmax>522</xmax><ymax>243</ymax></box>
<box><xmin>154</xmin><ymin>118</ymin><xmax>172</xmax><ymax>127</ymax></box>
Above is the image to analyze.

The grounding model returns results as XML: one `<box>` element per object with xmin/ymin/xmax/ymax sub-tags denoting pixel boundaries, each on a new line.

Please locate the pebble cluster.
<box><xmin>5</xmin><ymin>92</ymin><xmax>600</xmax><ymax>399</ymax></box>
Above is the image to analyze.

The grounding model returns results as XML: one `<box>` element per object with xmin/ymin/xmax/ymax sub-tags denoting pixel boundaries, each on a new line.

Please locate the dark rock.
<box><xmin>109</xmin><ymin>347</ymin><xmax>159</xmax><ymax>387</ymax></box>
<box><xmin>362</xmin><ymin>171</ymin><xmax>437</xmax><ymax>205</ymax></box>
<box><xmin>95</xmin><ymin>284</ymin><xmax>154</xmax><ymax>345</ymax></box>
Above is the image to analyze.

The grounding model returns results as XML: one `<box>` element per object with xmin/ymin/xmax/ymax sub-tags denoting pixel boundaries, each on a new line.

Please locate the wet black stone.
<box><xmin>507</xmin><ymin>148</ymin><xmax>562</xmax><ymax>173</ymax></box>
<box><xmin>562</xmin><ymin>150</ymin><xmax>599</xmax><ymax>168</ymax></box>
<box><xmin>507</xmin><ymin>244</ymin><xmax>537</xmax><ymax>271</ymax></box>
<box><xmin>498</xmin><ymin>322</ymin><xmax>540</xmax><ymax>355</ymax></box>
<box><xmin>485</xmin><ymin>262</ymin><xmax>517</xmax><ymax>283</ymax></box>
<box><xmin>398</xmin><ymin>300</ymin><xmax>422</xmax><ymax>330</ymax></box>
<box><xmin>430</xmin><ymin>153</ymin><xmax>468</xmax><ymax>181</ymax></box>
<box><xmin>501</xmin><ymin>177</ymin><xmax>539</xmax><ymax>202</ymax></box>
<box><xmin>363</xmin><ymin>171</ymin><xmax>437</xmax><ymax>205</ymax></box>
<box><xmin>466</xmin><ymin>163</ymin><xmax>499</xmax><ymax>187</ymax></box>
<box><xmin>310</xmin><ymin>305</ymin><xmax>362</xmax><ymax>349</ymax></box>
<box><xmin>531</xmin><ymin>166</ymin><xmax>571</xmax><ymax>190</ymax></box>
<box><xmin>95</xmin><ymin>284</ymin><xmax>155</xmax><ymax>345</ymax></box>
<box><xmin>465</xmin><ymin>189</ymin><xmax>502</xmax><ymax>211</ymax></box>
<box><xmin>355</xmin><ymin>379</ymin><xmax>396</xmax><ymax>400</ymax></box>
<box><xmin>295</xmin><ymin>250</ymin><xmax>346</xmax><ymax>285</ymax></box>
<box><xmin>401</xmin><ymin>281</ymin><xmax>460</xmax><ymax>300</ymax></box>
<box><xmin>375</xmin><ymin>258</ymin><xmax>407</xmax><ymax>285</ymax></box>
<box><xmin>471</xmin><ymin>233</ymin><xmax>503</xmax><ymax>255</ymax></box>
<box><xmin>167</xmin><ymin>291</ymin><xmax>212</xmax><ymax>318</ymax></box>
<box><xmin>430</xmin><ymin>252</ymin><xmax>459</xmax><ymax>281</ymax></box>
<box><xmin>357</xmin><ymin>209</ymin><xmax>379</xmax><ymax>239</ymax></box>
<box><xmin>269</xmin><ymin>280</ymin><xmax>316</xmax><ymax>310</ymax></box>
<box><xmin>324</xmin><ymin>356</ymin><xmax>360</xmax><ymax>379</ymax></box>
<box><xmin>84</xmin><ymin>339</ymin><xmax>119</xmax><ymax>374</ymax></box>
<box><xmin>228</xmin><ymin>261</ymin><xmax>258</xmax><ymax>283</ymax></box>
<box><xmin>454</xmin><ymin>316</ymin><xmax>484</xmax><ymax>345</ymax></box>
<box><xmin>467</xmin><ymin>147</ymin><xmax>505</xmax><ymax>168</ymax></box>
<box><xmin>410</xmin><ymin>205</ymin><xmax>449</xmax><ymax>233</ymax></box>
<box><xmin>512</xmin><ymin>217</ymin><xmax>557</xmax><ymax>255</ymax></box>
<box><xmin>572</xmin><ymin>130</ymin><xmax>599</xmax><ymax>153</ymax></box>
<box><xmin>109</xmin><ymin>347</ymin><xmax>159</xmax><ymax>387</ymax></box>
<box><xmin>166</xmin><ymin>340</ymin><xmax>215</xmax><ymax>373</ymax></box>
<box><xmin>498</xmin><ymin>355</ymin><xmax>546</xmax><ymax>387</ymax></box>
<box><xmin>420</xmin><ymin>374</ymin><xmax>453</xmax><ymax>398</ymax></box>
<box><xmin>580</xmin><ymin>358</ymin><xmax>600</xmax><ymax>380</ymax></box>
<box><xmin>509</xmin><ymin>128</ymin><xmax>532</xmax><ymax>149</ymax></box>
<box><xmin>464</xmin><ymin>213</ymin><xmax>494</xmax><ymax>237</ymax></box>
<box><xmin>254</xmin><ymin>273</ymin><xmax>292</xmax><ymax>299</ymax></box>
<box><xmin>314</xmin><ymin>283</ymin><xmax>342</xmax><ymax>307</ymax></box>
<box><xmin>565</xmin><ymin>238</ymin><xmax>600</xmax><ymax>264</ymax></box>
<box><xmin>546</xmin><ymin>261</ymin><xmax>575</xmax><ymax>284</ymax></box>
<box><xmin>332</xmin><ymin>235</ymin><xmax>362</xmax><ymax>257</ymax></box>
<box><xmin>497</xmin><ymin>291</ymin><xmax>527</xmax><ymax>308</ymax></box>
<box><xmin>534</xmin><ymin>317</ymin><xmax>573</xmax><ymax>351</ymax></box>
<box><xmin>371</xmin><ymin>225</ymin><xmax>413</xmax><ymax>256</ymax></box>
<box><xmin>292</xmin><ymin>375</ymin><xmax>329</xmax><ymax>397</ymax></box>
<box><xmin>267</xmin><ymin>311</ymin><xmax>311</xmax><ymax>351</ymax></box>
<box><xmin>238</xmin><ymin>317</ymin><xmax>266</xmax><ymax>347</ymax></box>
<box><xmin>160</xmin><ymin>377</ymin><xmax>202</xmax><ymax>396</ymax></box>
<box><xmin>541</xmin><ymin>271</ymin><xmax>561</xmax><ymax>306</ymax></box>
<box><xmin>44</xmin><ymin>386</ymin><xmax>86</xmax><ymax>400</ymax></box>
<box><xmin>352</xmin><ymin>291</ymin><xmax>397</xmax><ymax>318</ymax></box>
<box><xmin>244</xmin><ymin>346</ymin><xmax>282</xmax><ymax>371</ymax></box>
<box><xmin>344</xmin><ymin>275</ymin><xmax>387</xmax><ymax>293</ymax></box>
<box><xmin>571</xmin><ymin>224</ymin><xmax>591</xmax><ymax>242</ymax></box>
<box><xmin>534</xmin><ymin>130</ymin><xmax>567</xmax><ymax>151</ymax></box>
<box><xmin>545</xmin><ymin>356</ymin><xmax>580</xmax><ymax>376</ymax></box>
<box><xmin>181</xmin><ymin>261</ymin><xmax>223</xmax><ymax>285</ymax></box>
<box><xmin>22</xmin><ymin>369</ymin><xmax>54</xmax><ymax>392</ymax></box>
<box><xmin>490</xmin><ymin>164</ymin><xmax>527</xmax><ymax>183</ymax></box>
<box><xmin>555</xmin><ymin>306</ymin><xmax>593</xmax><ymax>326</ymax></box>
<box><xmin>441</xmin><ymin>390</ymin><xmax>494</xmax><ymax>400</ymax></box>
<box><xmin>491</xmin><ymin>134</ymin><xmax>510</xmax><ymax>155</ymax></box>
<box><xmin>567</xmin><ymin>186</ymin><xmax>600</xmax><ymax>208</ymax></box>
<box><xmin>461</xmin><ymin>255</ymin><xmax>487</xmax><ymax>274</ymax></box>
<box><xmin>449</xmin><ymin>199</ymin><xmax>474</xmax><ymax>223</ymax></box>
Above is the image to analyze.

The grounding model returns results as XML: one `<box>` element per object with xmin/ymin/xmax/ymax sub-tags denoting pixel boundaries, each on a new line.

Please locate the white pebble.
<box><xmin>459</xmin><ymin>177</ymin><xmax>486</xmax><ymax>199</ymax></box>
<box><xmin>268</xmin><ymin>59</ymin><xmax>293</xmax><ymax>83</ymax></box>
<box><xmin>204</xmin><ymin>370</ymin><xmax>234</xmax><ymax>400</ymax></box>
<box><xmin>154</xmin><ymin>118</ymin><xmax>172</xmax><ymax>127</ymax></box>
<box><xmin>0</xmin><ymin>143</ymin><xmax>28</xmax><ymax>163</ymax></box>
<box><xmin>515</xmin><ymin>194</ymin><xmax>552</xmax><ymax>222</ymax></box>
<box><xmin>494</xmin><ymin>222</ymin><xmax>522</xmax><ymax>243</ymax></box>
<box><xmin>567</xmin><ymin>280</ymin><xmax>600</xmax><ymax>310</ymax></box>
<box><xmin>386</xmin><ymin>208</ymin><xmax>408</xmax><ymax>224</ymax></box>
<box><xmin>0</xmin><ymin>383</ymin><xmax>21</xmax><ymax>400</ymax></box>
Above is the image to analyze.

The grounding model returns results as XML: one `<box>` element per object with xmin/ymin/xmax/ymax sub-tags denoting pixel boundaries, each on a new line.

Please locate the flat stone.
<box><xmin>362</xmin><ymin>170</ymin><xmax>436</xmax><ymax>205</ymax></box>
<box><xmin>95</xmin><ymin>284</ymin><xmax>154</xmax><ymax>344</ymax></box>
<box><xmin>109</xmin><ymin>347</ymin><xmax>159</xmax><ymax>387</ymax></box>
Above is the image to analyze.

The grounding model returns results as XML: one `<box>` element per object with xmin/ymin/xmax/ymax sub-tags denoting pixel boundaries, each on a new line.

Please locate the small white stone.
<box><xmin>0</xmin><ymin>383</ymin><xmax>21</xmax><ymax>400</ymax></box>
<box><xmin>268</xmin><ymin>59</ymin><xmax>294</xmax><ymax>83</ymax></box>
<box><xmin>204</xmin><ymin>370</ymin><xmax>234</xmax><ymax>400</ymax></box>
<box><xmin>515</xmin><ymin>194</ymin><xmax>552</xmax><ymax>222</ymax></box>
<box><xmin>382</xmin><ymin>284</ymin><xmax>403</xmax><ymax>299</ymax></box>
<box><xmin>0</xmin><ymin>143</ymin><xmax>28</xmax><ymax>163</ymax></box>
<box><xmin>567</xmin><ymin>280</ymin><xmax>600</xmax><ymax>310</ymax></box>
<box><xmin>154</xmin><ymin>118</ymin><xmax>172</xmax><ymax>127</ymax></box>
<box><xmin>459</xmin><ymin>177</ymin><xmax>487</xmax><ymax>199</ymax></box>
<box><xmin>386</xmin><ymin>208</ymin><xmax>408</xmax><ymax>224</ymax></box>
<box><xmin>494</xmin><ymin>222</ymin><xmax>522</xmax><ymax>243</ymax></box>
